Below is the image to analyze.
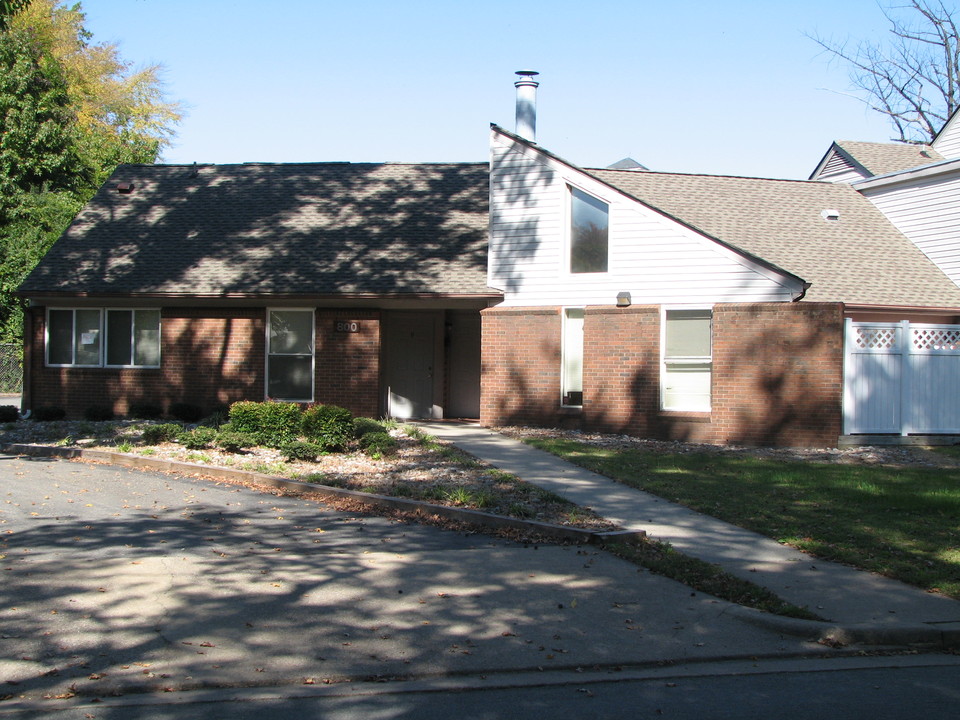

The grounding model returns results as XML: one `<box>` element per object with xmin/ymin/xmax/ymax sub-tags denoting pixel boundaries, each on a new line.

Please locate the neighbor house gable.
<box><xmin>810</xmin><ymin>141</ymin><xmax>944</xmax><ymax>182</ymax></box>
<box><xmin>488</xmin><ymin>125</ymin><xmax>806</xmax><ymax>308</ymax></box>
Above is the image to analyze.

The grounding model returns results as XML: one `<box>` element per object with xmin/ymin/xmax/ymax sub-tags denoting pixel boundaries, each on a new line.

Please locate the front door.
<box><xmin>384</xmin><ymin>313</ymin><xmax>436</xmax><ymax>419</ymax></box>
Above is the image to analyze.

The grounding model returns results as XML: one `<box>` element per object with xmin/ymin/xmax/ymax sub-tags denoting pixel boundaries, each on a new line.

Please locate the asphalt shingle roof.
<box><xmin>20</xmin><ymin>162</ymin><xmax>494</xmax><ymax>297</ymax></box>
<box><xmin>588</xmin><ymin>168</ymin><xmax>960</xmax><ymax>307</ymax></box>
<box><xmin>835</xmin><ymin>140</ymin><xmax>945</xmax><ymax>177</ymax></box>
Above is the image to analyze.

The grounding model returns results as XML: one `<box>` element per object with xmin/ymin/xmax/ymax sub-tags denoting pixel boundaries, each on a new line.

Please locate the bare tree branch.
<box><xmin>809</xmin><ymin>1</ymin><xmax>960</xmax><ymax>143</ymax></box>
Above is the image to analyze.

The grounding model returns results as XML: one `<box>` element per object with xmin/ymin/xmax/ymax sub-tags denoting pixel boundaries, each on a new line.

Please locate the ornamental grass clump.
<box><xmin>301</xmin><ymin>404</ymin><xmax>354</xmax><ymax>451</ymax></box>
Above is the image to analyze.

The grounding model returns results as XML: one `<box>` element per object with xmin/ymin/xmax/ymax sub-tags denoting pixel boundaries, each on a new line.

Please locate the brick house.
<box><xmin>18</xmin><ymin>162</ymin><xmax>498</xmax><ymax>421</ymax></box>
<box><xmin>17</xmin><ymin>85</ymin><xmax>960</xmax><ymax>446</ymax></box>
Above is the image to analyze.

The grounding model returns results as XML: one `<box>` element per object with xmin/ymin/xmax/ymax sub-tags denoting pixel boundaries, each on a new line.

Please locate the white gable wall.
<box><xmin>811</xmin><ymin>148</ymin><xmax>869</xmax><ymax>183</ymax></box>
<box><xmin>933</xmin><ymin>111</ymin><xmax>960</xmax><ymax>159</ymax></box>
<box><xmin>859</xmin><ymin>169</ymin><xmax>960</xmax><ymax>288</ymax></box>
<box><xmin>489</xmin><ymin>129</ymin><xmax>804</xmax><ymax>307</ymax></box>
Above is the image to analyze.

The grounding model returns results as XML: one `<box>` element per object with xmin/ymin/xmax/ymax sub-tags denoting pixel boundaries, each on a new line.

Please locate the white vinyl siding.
<box><xmin>861</xmin><ymin>171</ymin><xmax>960</xmax><ymax>287</ymax></box>
<box><xmin>489</xmin><ymin>129</ymin><xmax>804</xmax><ymax>307</ymax></box>
<box><xmin>267</xmin><ymin>309</ymin><xmax>314</xmax><ymax>402</ymax></box>
<box><xmin>662</xmin><ymin>309</ymin><xmax>712</xmax><ymax>412</ymax></box>
<box><xmin>561</xmin><ymin>308</ymin><xmax>584</xmax><ymax>406</ymax></box>
<box><xmin>932</xmin><ymin>115</ymin><xmax>960</xmax><ymax>159</ymax></box>
<box><xmin>47</xmin><ymin>308</ymin><xmax>161</xmax><ymax>368</ymax></box>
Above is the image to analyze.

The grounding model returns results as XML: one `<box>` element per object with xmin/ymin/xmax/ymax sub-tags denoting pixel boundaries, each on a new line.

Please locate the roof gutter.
<box><xmin>853</xmin><ymin>156</ymin><xmax>960</xmax><ymax>191</ymax></box>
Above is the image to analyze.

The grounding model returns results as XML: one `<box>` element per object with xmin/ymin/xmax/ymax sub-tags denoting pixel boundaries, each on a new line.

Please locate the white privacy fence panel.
<box><xmin>844</xmin><ymin>320</ymin><xmax>960</xmax><ymax>435</ymax></box>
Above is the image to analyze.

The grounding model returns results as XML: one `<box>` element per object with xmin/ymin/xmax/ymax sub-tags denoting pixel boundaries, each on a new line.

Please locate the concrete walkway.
<box><xmin>417</xmin><ymin>422</ymin><xmax>960</xmax><ymax>635</ymax></box>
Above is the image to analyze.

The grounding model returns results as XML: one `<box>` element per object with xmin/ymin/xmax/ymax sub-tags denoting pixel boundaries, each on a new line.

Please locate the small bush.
<box><xmin>84</xmin><ymin>405</ymin><xmax>114</xmax><ymax>422</ymax></box>
<box><xmin>229</xmin><ymin>401</ymin><xmax>302</xmax><ymax>448</ymax></box>
<box><xmin>32</xmin><ymin>406</ymin><xmax>66</xmax><ymax>422</ymax></box>
<box><xmin>141</xmin><ymin>423</ymin><xmax>183</xmax><ymax>445</ymax></box>
<box><xmin>359</xmin><ymin>431</ymin><xmax>398</xmax><ymax>456</ymax></box>
<box><xmin>179</xmin><ymin>426</ymin><xmax>217</xmax><ymax>450</ymax></box>
<box><xmin>169</xmin><ymin>402</ymin><xmax>204</xmax><ymax>423</ymax></box>
<box><xmin>0</xmin><ymin>405</ymin><xmax>18</xmax><ymax>423</ymax></box>
<box><xmin>353</xmin><ymin>417</ymin><xmax>386</xmax><ymax>438</ymax></box>
<box><xmin>215</xmin><ymin>430</ymin><xmax>256</xmax><ymax>453</ymax></box>
<box><xmin>129</xmin><ymin>402</ymin><xmax>163</xmax><ymax>420</ymax></box>
<box><xmin>302</xmin><ymin>404</ymin><xmax>354</xmax><ymax>451</ymax></box>
<box><xmin>279</xmin><ymin>440</ymin><xmax>324</xmax><ymax>462</ymax></box>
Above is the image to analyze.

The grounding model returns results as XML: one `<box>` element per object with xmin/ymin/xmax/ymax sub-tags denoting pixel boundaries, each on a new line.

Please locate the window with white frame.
<box><xmin>561</xmin><ymin>307</ymin><xmax>584</xmax><ymax>406</ymax></box>
<box><xmin>569</xmin><ymin>186</ymin><xmax>609</xmax><ymax>274</ymax></box>
<box><xmin>46</xmin><ymin>308</ymin><xmax>160</xmax><ymax>368</ymax></box>
<box><xmin>662</xmin><ymin>309</ymin><xmax>712</xmax><ymax>411</ymax></box>
<box><xmin>267</xmin><ymin>309</ymin><xmax>314</xmax><ymax>401</ymax></box>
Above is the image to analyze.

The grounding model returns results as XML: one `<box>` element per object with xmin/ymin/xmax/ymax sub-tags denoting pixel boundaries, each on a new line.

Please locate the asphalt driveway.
<box><xmin>0</xmin><ymin>454</ymin><xmax>815</xmax><ymax>702</ymax></box>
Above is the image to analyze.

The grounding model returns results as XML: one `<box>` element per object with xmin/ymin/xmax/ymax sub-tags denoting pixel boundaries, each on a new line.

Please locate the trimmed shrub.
<box><xmin>353</xmin><ymin>417</ymin><xmax>386</xmax><ymax>438</ymax></box>
<box><xmin>302</xmin><ymin>404</ymin><xmax>354</xmax><ymax>451</ymax></box>
<box><xmin>359</xmin><ymin>431</ymin><xmax>398</xmax><ymax>456</ymax></box>
<box><xmin>279</xmin><ymin>440</ymin><xmax>324</xmax><ymax>462</ymax></box>
<box><xmin>84</xmin><ymin>405</ymin><xmax>114</xmax><ymax>422</ymax></box>
<box><xmin>129</xmin><ymin>402</ymin><xmax>163</xmax><ymax>420</ymax></box>
<box><xmin>215</xmin><ymin>430</ymin><xmax>256</xmax><ymax>453</ymax></box>
<box><xmin>141</xmin><ymin>423</ymin><xmax>183</xmax><ymax>445</ymax></box>
<box><xmin>229</xmin><ymin>401</ymin><xmax>302</xmax><ymax>448</ymax></box>
<box><xmin>179</xmin><ymin>426</ymin><xmax>217</xmax><ymax>450</ymax></box>
<box><xmin>31</xmin><ymin>406</ymin><xmax>66</xmax><ymax>422</ymax></box>
<box><xmin>0</xmin><ymin>405</ymin><xmax>18</xmax><ymax>423</ymax></box>
<box><xmin>169</xmin><ymin>402</ymin><xmax>204</xmax><ymax>423</ymax></box>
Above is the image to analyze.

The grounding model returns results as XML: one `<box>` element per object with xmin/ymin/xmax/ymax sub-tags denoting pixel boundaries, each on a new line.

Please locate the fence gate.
<box><xmin>844</xmin><ymin>320</ymin><xmax>960</xmax><ymax>435</ymax></box>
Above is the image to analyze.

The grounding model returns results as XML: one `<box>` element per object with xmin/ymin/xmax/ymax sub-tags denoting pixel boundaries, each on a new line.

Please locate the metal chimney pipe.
<box><xmin>514</xmin><ymin>70</ymin><xmax>539</xmax><ymax>142</ymax></box>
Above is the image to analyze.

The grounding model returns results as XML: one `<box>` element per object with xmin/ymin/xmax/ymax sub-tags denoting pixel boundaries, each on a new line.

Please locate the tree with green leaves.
<box><xmin>811</xmin><ymin>1</ymin><xmax>960</xmax><ymax>144</ymax></box>
<box><xmin>0</xmin><ymin>0</ymin><xmax>180</xmax><ymax>343</ymax></box>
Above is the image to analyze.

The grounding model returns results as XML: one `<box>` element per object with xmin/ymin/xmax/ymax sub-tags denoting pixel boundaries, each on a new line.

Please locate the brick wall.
<box><xmin>480</xmin><ymin>302</ymin><xmax>845</xmax><ymax>447</ymax></box>
<box><xmin>314</xmin><ymin>310</ymin><xmax>381</xmax><ymax>418</ymax></box>
<box><xmin>25</xmin><ymin>307</ymin><xmax>386</xmax><ymax>420</ymax></box>
<box><xmin>710</xmin><ymin>302</ymin><xmax>844</xmax><ymax>447</ymax></box>
<box><xmin>26</xmin><ymin>307</ymin><xmax>266</xmax><ymax>418</ymax></box>
<box><xmin>480</xmin><ymin>306</ymin><xmax>564</xmax><ymax>427</ymax></box>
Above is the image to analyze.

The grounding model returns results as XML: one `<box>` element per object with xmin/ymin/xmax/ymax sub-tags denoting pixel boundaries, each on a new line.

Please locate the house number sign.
<box><xmin>335</xmin><ymin>321</ymin><xmax>361</xmax><ymax>333</ymax></box>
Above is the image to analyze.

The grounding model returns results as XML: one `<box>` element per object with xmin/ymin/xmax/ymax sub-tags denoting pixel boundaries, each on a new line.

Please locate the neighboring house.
<box><xmin>17</xmin><ymin>89</ymin><xmax>960</xmax><ymax>446</ymax></box>
<box><xmin>18</xmin><ymin>162</ymin><xmax>497</xmax><ymax>421</ymax></box>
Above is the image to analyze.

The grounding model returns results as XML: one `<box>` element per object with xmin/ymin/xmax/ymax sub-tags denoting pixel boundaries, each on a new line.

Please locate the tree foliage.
<box><xmin>0</xmin><ymin>0</ymin><xmax>181</xmax><ymax>343</ymax></box>
<box><xmin>811</xmin><ymin>1</ymin><xmax>960</xmax><ymax>144</ymax></box>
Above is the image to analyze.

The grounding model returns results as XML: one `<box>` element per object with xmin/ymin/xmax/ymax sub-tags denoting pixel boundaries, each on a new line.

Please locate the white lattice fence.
<box><xmin>844</xmin><ymin>320</ymin><xmax>960</xmax><ymax>435</ymax></box>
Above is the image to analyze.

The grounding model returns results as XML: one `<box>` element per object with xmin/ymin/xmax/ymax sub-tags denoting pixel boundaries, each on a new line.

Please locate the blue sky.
<box><xmin>80</xmin><ymin>0</ymin><xmax>910</xmax><ymax>179</ymax></box>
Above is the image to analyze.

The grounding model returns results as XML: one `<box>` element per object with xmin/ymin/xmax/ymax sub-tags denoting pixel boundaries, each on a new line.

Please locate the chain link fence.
<box><xmin>0</xmin><ymin>343</ymin><xmax>22</xmax><ymax>394</ymax></box>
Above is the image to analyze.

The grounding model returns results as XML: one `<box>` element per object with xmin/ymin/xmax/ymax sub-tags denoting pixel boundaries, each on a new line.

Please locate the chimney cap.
<box><xmin>515</xmin><ymin>69</ymin><xmax>539</xmax><ymax>77</ymax></box>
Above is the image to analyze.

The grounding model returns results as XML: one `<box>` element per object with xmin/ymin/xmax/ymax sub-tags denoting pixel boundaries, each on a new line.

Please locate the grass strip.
<box><xmin>604</xmin><ymin>540</ymin><xmax>822</xmax><ymax>620</ymax></box>
<box><xmin>524</xmin><ymin>437</ymin><xmax>960</xmax><ymax>600</ymax></box>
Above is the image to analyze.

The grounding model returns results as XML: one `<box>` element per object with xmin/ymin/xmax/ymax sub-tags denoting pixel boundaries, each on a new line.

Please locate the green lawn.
<box><xmin>523</xmin><ymin>438</ymin><xmax>960</xmax><ymax>600</ymax></box>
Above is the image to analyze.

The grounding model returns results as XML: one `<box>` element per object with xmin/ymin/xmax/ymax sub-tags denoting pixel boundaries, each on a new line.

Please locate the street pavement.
<box><xmin>0</xmin><ymin>453</ymin><xmax>827</xmax><ymax>707</ymax></box>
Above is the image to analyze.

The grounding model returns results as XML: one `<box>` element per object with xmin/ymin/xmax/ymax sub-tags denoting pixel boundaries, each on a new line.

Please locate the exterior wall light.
<box><xmin>616</xmin><ymin>291</ymin><xmax>631</xmax><ymax>307</ymax></box>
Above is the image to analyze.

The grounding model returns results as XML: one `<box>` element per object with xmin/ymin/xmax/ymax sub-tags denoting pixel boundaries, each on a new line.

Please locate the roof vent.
<box><xmin>821</xmin><ymin>208</ymin><xmax>840</xmax><ymax>222</ymax></box>
<box><xmin>116</xmin><ymin>182</ymin><xmax>135</xmax><ymax>194</ymax></box>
